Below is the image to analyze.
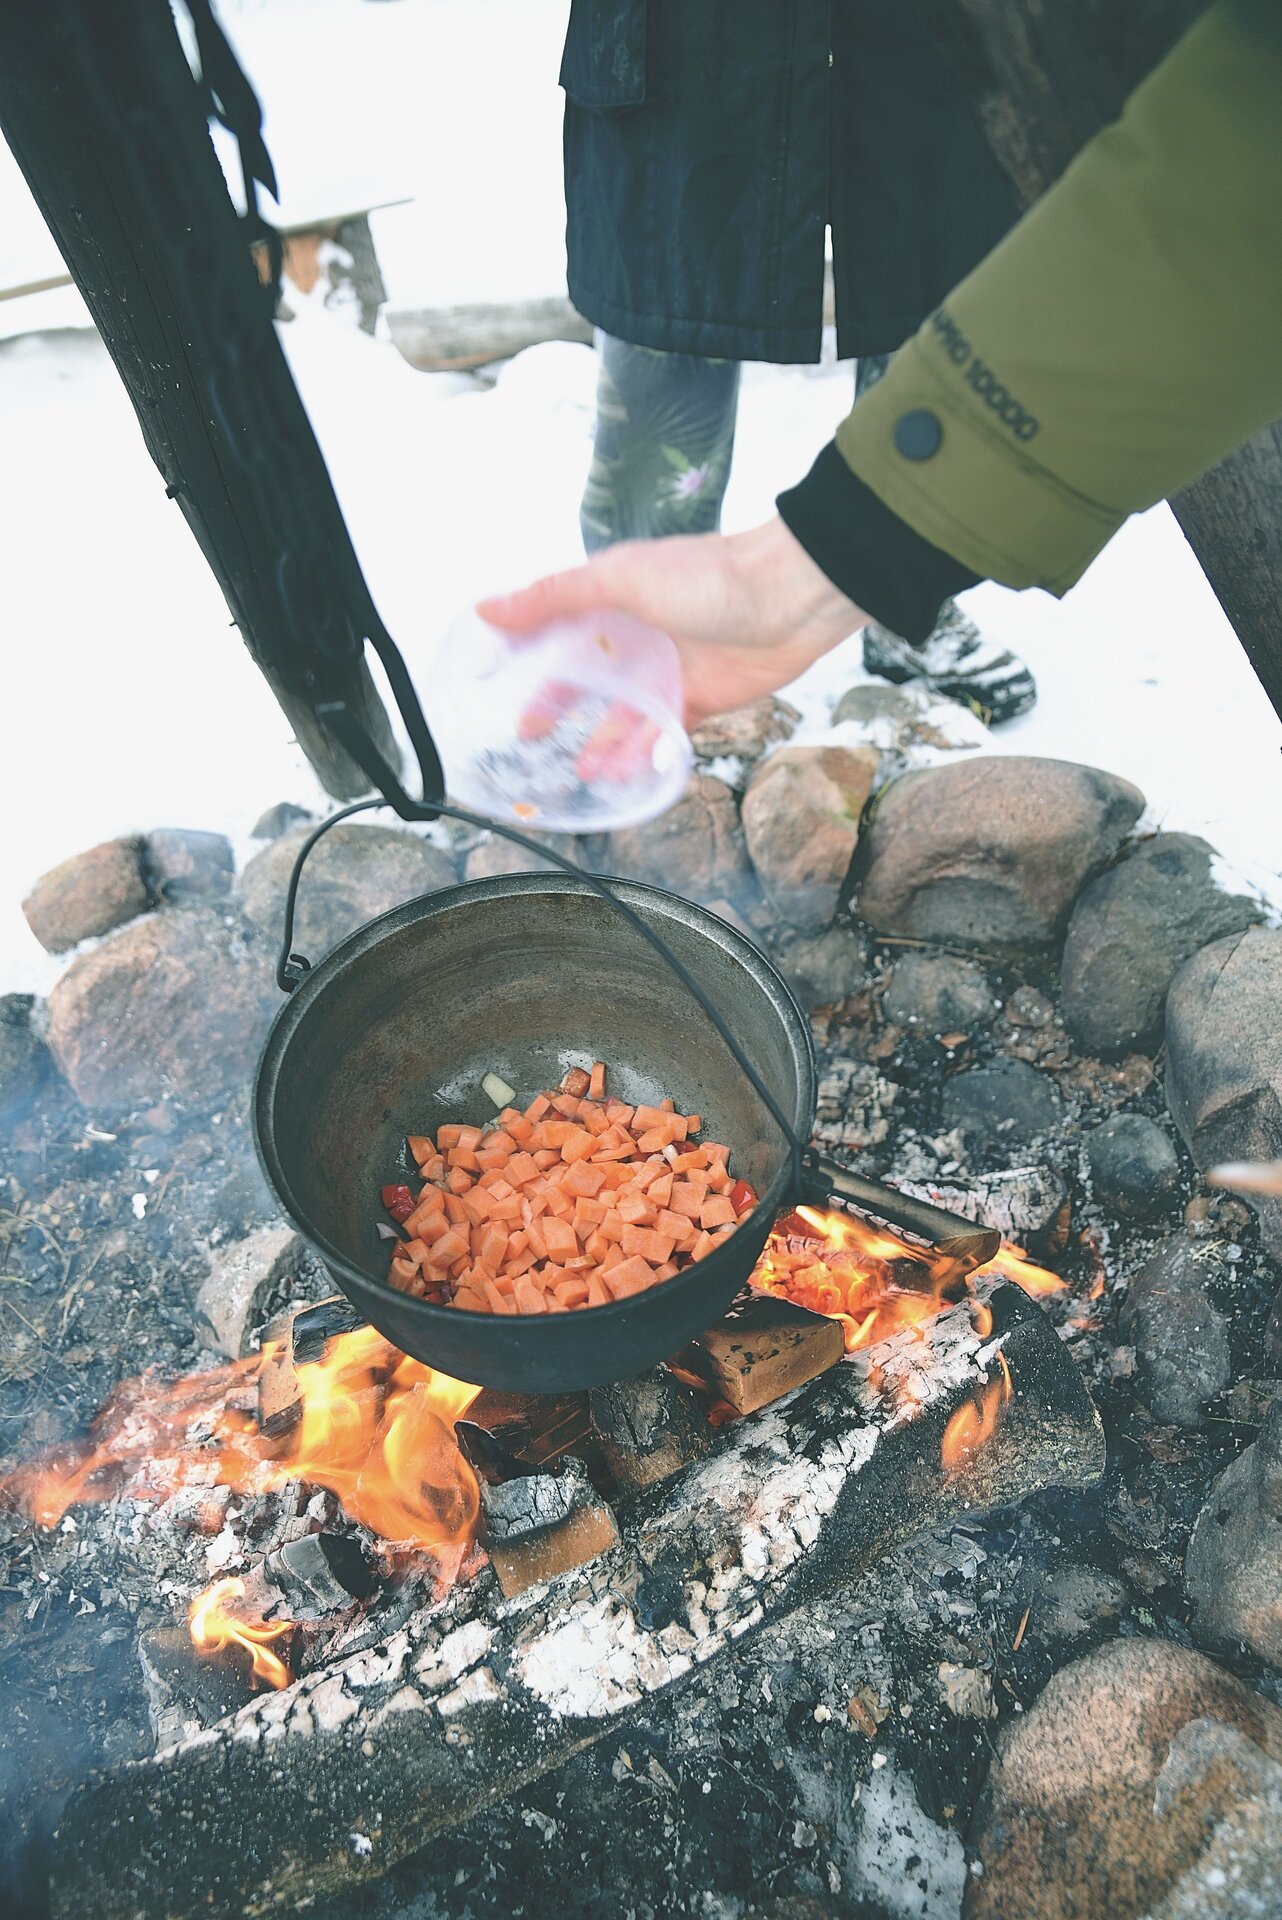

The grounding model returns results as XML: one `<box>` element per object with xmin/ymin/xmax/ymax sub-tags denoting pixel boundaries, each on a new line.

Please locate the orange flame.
<box><xmin>3</xmin><ymin>1326</ymin><xmax>481</xmax><ymax>1574</ymax></box>
<box><xmin>941</xmin><ymin>1352</ymin><xmax>1013</xmax><ymax>1473</ymax></box>
<box><xmin>749</xmin><ymin>1204</ymin><xmax>1063</xmax><ymax>1356</ymax></box>
<box><xmin>189</xmin><ymin>1576</ymin><xmax>294</xmax><ymax>1690</ymax></box>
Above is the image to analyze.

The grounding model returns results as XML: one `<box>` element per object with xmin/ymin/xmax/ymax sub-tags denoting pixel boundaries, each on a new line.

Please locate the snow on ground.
<box><xmin>0</xmin><ymin>0</ymin><xmax>1278</xmax><ymax>995</ymax></box>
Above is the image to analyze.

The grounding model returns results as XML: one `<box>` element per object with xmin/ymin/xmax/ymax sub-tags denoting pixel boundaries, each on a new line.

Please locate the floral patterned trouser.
<box><xmin>580</xmin><ymin>331</ymin><xmax>892</xmax><ymax>553</ymax></box>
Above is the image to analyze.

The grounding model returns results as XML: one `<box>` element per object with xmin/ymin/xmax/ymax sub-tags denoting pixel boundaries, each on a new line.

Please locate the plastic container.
<box><xmin>429</xmin><ymin>608</ymin><xmax>692</xmax><ymax>832</ymax></box>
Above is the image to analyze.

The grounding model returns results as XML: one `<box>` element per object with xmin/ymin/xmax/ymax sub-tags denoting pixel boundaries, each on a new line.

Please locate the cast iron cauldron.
<box><xmin>254</xmin><ymin>871</ymin><xmax>997</xmax><ymax>1392</ymax></box>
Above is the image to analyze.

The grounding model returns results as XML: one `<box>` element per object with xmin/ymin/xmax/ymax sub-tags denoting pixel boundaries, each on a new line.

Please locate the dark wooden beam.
<box><xmin>0</xmin><ymin>0</ymin><xmax>402</xmax><ymax>799</ymax></box>
<box><xmin>955</xmin><ymin>0</ymin><xmax>1282</xmax><ymax>724</ymax></box>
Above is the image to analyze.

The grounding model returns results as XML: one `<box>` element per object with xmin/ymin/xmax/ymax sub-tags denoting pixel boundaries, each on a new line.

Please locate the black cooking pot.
<box><xmin>254</xmin><ymin>869</ymin><xmax>998</xmax><ymax>1393</ymax></box>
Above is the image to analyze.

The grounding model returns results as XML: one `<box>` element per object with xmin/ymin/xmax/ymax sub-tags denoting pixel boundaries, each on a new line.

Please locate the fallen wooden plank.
<box><xmin>385</xmin><ymin>296</ymin><xmax>594</xmax><ymax>372</ymax></box>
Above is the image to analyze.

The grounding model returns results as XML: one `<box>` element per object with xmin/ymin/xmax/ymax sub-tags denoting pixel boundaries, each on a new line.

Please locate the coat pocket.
<box><xmin>559</xmin><ymin>0</ymin><xmax>647</xmax><ymax>112</ymax></box>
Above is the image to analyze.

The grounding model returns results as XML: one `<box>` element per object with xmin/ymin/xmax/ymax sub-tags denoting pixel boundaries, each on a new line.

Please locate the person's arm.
<box><xmin>782</xmin><ymin>0</ymin><xmax>1282</xmax><ymax>610</ymax></box>
<box><xmin>483</xmin><ymin>0</ymin><xmax>1282</xmax><ymax>709</ymax></box>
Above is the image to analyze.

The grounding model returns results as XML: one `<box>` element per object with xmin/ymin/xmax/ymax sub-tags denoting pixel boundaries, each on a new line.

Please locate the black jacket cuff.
<box><xmin>777</xmin><ymin>442</ymin><xmax>980</xmax><ymax>643</ymax></box>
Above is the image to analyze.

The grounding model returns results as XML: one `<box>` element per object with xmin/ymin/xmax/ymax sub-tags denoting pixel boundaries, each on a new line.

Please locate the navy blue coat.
<box><xmin>561</xmin><ymin>0</ymin><xmax>1021</xmax><ymax>363</ymax></box>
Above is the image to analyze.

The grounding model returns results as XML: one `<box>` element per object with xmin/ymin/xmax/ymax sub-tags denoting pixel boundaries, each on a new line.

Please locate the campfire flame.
<box><xmin>750</xmin><ymin>1203</ymin><xmax>1063</xmax><ymax>1355</ymax></box>
<box><xmin>941</xmin><ymin>1351</ymin><xmax>1013</xmax><ymax>1473</ymax></box>
<box><xmin>189</xmin><ymin>1575</ymin><xmax>294</xmax><ymax>1690</ymax></box>
<box><xmin>4</xmin><ymin>1326</ymin><xmax>480</xmax><ymax>1566</ymax></box>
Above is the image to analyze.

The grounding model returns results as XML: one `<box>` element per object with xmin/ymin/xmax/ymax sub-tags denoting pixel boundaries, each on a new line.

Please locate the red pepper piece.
<box><xmin>381</xmin><ymin>1183</ymin><xmax>415</xmax><ymax>1224</ymax></box>
<box><xmin>729</xmin><ymin>1179</ymin><xmax>759</xmax><ymax>1215</ymax></box>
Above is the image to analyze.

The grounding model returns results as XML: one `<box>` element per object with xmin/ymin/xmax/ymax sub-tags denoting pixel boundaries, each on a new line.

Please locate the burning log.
<box><xmin>48</xmin><ymin>1282</ymin><xmax>1103</xmax><ymax>1920</ymax></box>
<box><xmin>588</xmin><ymin>1372</ymin><xmax>712</xmax><ymax>1491</ymax></box>
<box><xmin>262</xmin><ymin>1532</ymin><xmax>380</xmax><ymax>1617</ymax></box>
<box><xmin>678</xmin><ymin>1293</ymin><xmax>846</xmax><ymax>1416</ymax></box>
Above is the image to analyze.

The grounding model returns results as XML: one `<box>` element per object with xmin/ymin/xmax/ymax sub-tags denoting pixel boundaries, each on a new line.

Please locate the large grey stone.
<box><xmin>240</xmin><ymin>824</ymin><xmax>456</xmax><ymax>962</ymax></box>
<box><xmin>1086</xmin><ymin>1112</ymin><xmax>1181</xmax><ymax>1220</ymax></box>
<box><xmin>1186</xmin><ymin>1397</ymin><xmax>1282</xmax><ymax>1670</ymax></box>
<box><xmin>857</xmin><ymin>757</ymin><xmax>1145</xmax><ymax>951</ymax></box>
<box><xmin>741</xmin><ymin>744</ymin><xmax>879</xmax><ymax>931</ymax></box>
<box><xmin>45</xmin><ymin>909</ymin><xmax>276</xmax><ymax>1111</ymax></box>
<box><xmin>0</xmin><ymin>994</ymin><xmax>51</xmax><ymax>1117</ymax></box>
<box><xmin>1120</xmin><ymin>1232</ymin><xmax>1233</xmax><ymax>1428</ymax></box>
<box><xmin>22</xmin><ymin>837</ymin><xmax>150</xmax><ymax>954</ymax></box>
<box><xmin>883</xmin><ymin>950</ymin><xmax>996</xmax><ymax>1032</ymax></box>
<box><xmin>608</xmin><ymin>771</ymin><xmax>752</xmax><ymax>904</ymax></box>
<box><xmin>964</xmin><ymin>1639</ymin><xmax>1282</xmax><ymax>1920</ymax></box>
<box><xmin>773</xmin><ymin>924</ymin><xmax>870</xmax><ymax>1011</ymax></box>
<box><xmin>1166</xmin><ymin>928</ymin><xmax>1282</xmax><ymax>1263</ymax></box>
<box><xmin>940</xmin><ymin>1059</ymin><xmax>1064</xmax><ymax>1154</ymax></box>
<box><xmin>1061</xmin><ymin>834</ymin><xmax>1260</xmax><ymax>1057</ymax></box>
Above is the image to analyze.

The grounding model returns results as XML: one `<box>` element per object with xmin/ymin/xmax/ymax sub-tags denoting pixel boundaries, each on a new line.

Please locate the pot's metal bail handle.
<box><xmin>800</xmin><ymin>1151</ymin><xmax>1001</xmax><ymax>1274</ymax></box>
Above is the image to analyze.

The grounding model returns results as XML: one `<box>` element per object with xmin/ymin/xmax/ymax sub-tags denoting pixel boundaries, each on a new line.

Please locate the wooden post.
<box><xmin>0</xmin><ymin>0</ymin><xmax>402</xmax><ymax>800</ymax></box>
<box><xmin>954</xmin><ymin>0</ymin><xmax>1282</xmax><ymax>724</ymax></box>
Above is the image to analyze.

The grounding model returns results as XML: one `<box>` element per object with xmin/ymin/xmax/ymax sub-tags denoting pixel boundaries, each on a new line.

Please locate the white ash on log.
<box><xmin>48</xmin><ymin>1282</ymin><xmax>1103</xmax><ymax>1920</ymax></box>
<box><xmin>588</xmin><ymin>1371</ymin><xmax>712</xmax><ymax>1491</ymax></box>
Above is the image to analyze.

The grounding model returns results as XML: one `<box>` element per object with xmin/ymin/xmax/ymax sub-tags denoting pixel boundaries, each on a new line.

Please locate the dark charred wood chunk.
<box><xmin>263</xmin><ymin>1533</ymin><xmax>379</xmax><ymax>1616</ymax></box>
<box><xmin>460</xmin><ymin>1389</ymin><xmax>593</xmax><ymax>1470</ymax></box>
<box><xmin>290</xmin><ymin>1297</ymin><xmax>367</xmax><ymax>1367</ymax></box>
<box><xmin>456</xmin><ymin>1421</ymin><xmax>535</xmax><ymax>1488</ymax></box>
<box><xmin>589</xmin><ymin>1371</ymin><xmax>712</xmax><ymax>1491</ymax></box>
<box><xmin>680</xmin><ymin>1292</ymin><xmax>845</xmax><ymax>1415</ymax></box>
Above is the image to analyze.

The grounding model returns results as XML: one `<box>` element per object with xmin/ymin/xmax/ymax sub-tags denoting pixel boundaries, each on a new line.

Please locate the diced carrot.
<box><xmin>448</xmin><ymin>1145</ymin><xmax>481</xmax><ymax>1173</ymax></box>
<box><xmin>556</xmin><ymin>1278</ymin><xmax>591</xmax><ymax>1307</ymax></box>
<box><xmin>572</xmin><ymin>1197</ymin><xmax>607</xmax><ymax>1238</ymax></box>
<box><xmin>606</xmin><ymin>1257</ymin><xmax>654</xmax><ymax>1299</ymax></box>
<box><xmin>420</xmin><ymin>1156</ymin><xmax>446</xmax><ymax>1185</ymax></box>
<box><xmin>669</xmin><ymin>1181</ymin><xmax>704</xmax><ymax>1219</ymax></box>
<box><xmin>579</xmin><ymin>1101</ymin><xmax>611</xmax><ymax>1136</ymax></box>
<box><xmin>589</xmin><ymin>1061</ymin><xmax>606</xmax><ymax>1100</ymax></box>
<box><xmin>544</xmin><ymin>1187</ymin><xmax>574</xmax><ymax>1220</ymax></box>
<box><xmin>524</xmin><ymin>1214</ymin><xmax>549</xmax><ymax>1260</ymax></box>
<box><xmin>506</xmin><ymin>1150</ymin><xmax>540</xmax><ymax>1186</ymax></box>
<box><xmin>604</xmin><ymin>1100</ymin><xmax>635</xmax><ymax>1126</ymax></box>
<box><xmin>565</xmin><ymin>1161</ymin><xmax>605</xmax><ymax>1197</ymax></box>
<box><xmin>647</xmin><ymin>1172</ymin><xmax>674</xmax><ymax>1209</ymax></box>
<box><xmin>443</xmin><ymin>1192</ymin><xmax>468</xmax><ymax>1224</ymax></box>
<box><xmin>685</xmin><ymin>1114</ymin><xmax>701</xmax><ymax>1133</ymax></box>
<box><xmin>584</xmin><ymin>1227</ymin><xmax>610</xmax><ymax>1263</ymax></box>
<box><xmin>586</xmin><ymin>1275</ymin><xmax>611</xmax><ymax>1308</ymax></box>
<box><xmin>505</xmin><ymin>1113</ymin><xmax>534</xmax><ymax>1145</ymax></box>
<box><xmin>402</xmin><ymin>1237</ymin><xmax>429</xmax><ymax>1271</ymax></box>
<box><xmin>542</xmin><ymin>1216</ymin><xmax>579</xmax><ymax>1262</ymax></box>
<box><xmin>560</xmin><ymin>1126</ymin><xmax>598</xmax><ymax>1164</ymax></box>
<box><xmin>621</xmin><ymin>1224</ymin><xmax>675</xmax><ymax>1265</ymax></box>
<box><xmin>407</xmin><ymin>1134</ymin><xmax>435</xmax><ymax>1166</ymax></box>
<box><xmin>703</xmin><ymin>1142</ymin><xmax>731</xmax><ymax>1163</ymax></box>
<box><xmin>656</xmin><ymin>1207</ymin><xmax>694</xmax><ymax>1244</ymax></box>
<box><xmin>488</xmin><ymin>1194</ymin><xmax>523</xmax><ymax>1222</ymax></box>
<box><xmin>691</xmin><ymin>1230</ymin><xmax>719</xmax><ymax>1261</ymax></box>
<box><xmin>550</xmin><ymin>1094</ymin><xmax>582</xmax><ymax>1119</ymax></box>
<box><xmin>404</xmin><ymin>1194</ymin><xmax>445</xmax><ymax>1238</ymax></box>
<box><xmin>475</xmin><ymin>1146</ymin><xmax>512</xmax><ymax>1171</ymax></box>
<box><xmin>446</xmin><ymin>1167</ymin><xmax>474</xmax><ymax>1195</ymax></box>
<box><xmin>479</xmin><ymin>1226</ymin><xmax>509</xmax><ymax>1273</ymax></box>
<box><xmin>513</xmin><ymin>1276</ymin><xmax>547</xmax><ymax>1314</ymax></box>
<box><xmin>631</xmin><ymin>1104</ymin><xmax>670</xmax><ymax>1132</ymax></box>
<box><xmin>659</xmin><ymin>1097</ymin><xmax>675</xmax><ymax>1112</ymax></box>
<box><xmin>431</xmin><ymin>1225</ymin><xmax>470</xmax><ymax>1266</ymax></box>
<box><xmin>701</xmin><ymin>1195</ymin><xmax>736</xmax><ymax>1229</ymax></box>
<box><xmin>598</xmin><ymin>1210</ymin><xmax>627</xmax><ymax>1243</ymax></box>
<box><xmin>533</xmin><ymin>1148</ymin><xmax>560</xmax><ymax>1170</ymax></box>
<box><xmin>524</xmin><ymin>1094</ymin><xmax>551</xmax><ymax>1122</ymax></box>
<box><xmin>436</xmin><ymin>1124</ymin><xmax>464</xmax><ymax>1148</ymax></box>
<box><xmin>617</xmin><ymin>1190</ymin><xmax>653</xmax><ymax>1226</ymax></box>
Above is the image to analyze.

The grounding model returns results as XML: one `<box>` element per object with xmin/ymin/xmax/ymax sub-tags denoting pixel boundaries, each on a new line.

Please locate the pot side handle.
<box><xmin>800</xmin><ymin>1154</ymin><xmax>1001</xmax><ymax>1275</ymax></box>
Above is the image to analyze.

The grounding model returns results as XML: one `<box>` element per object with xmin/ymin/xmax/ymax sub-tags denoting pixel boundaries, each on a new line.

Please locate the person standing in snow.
<box><xmin>480</xmin><ymin>1</ymin><xmax>1282</xmax><ymax>734</ymax></box>
<box><xmin>556</xmin><ymin>0</ymin><xmax>1037</xmax><ymax>725</ymax></box>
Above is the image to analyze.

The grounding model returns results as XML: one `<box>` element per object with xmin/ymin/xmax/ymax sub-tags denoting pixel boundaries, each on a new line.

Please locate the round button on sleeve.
<box><xmin>892</xmin><ymin>409</ymin><xmax>943</xmax><ymax>460</ymax></box>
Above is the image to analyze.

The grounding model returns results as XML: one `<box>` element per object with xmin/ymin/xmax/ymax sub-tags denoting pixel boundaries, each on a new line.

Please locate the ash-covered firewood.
<box><xmin>679</xmin><ymin>1291</ymin><xmax>846</xmax><ymax>1414</ymax></box>
<box><xmin>478</xmin><ymin>1457</ymin><xmax>619</xmax><ymax>1599</ymax></box>
<box><xmin>49</xmin><ymin>1282</ymin><xmax>1104</xmax><ymax>1920</ymax></box>
<box><xmin>256</xmin><ymin>1341</ymin><xmax>303</xmax><ymax>1440</ymax></box>
<box><xmin>589</xmin><ymin>1371</ymin><xmax>711</xmax><ymax>1490</ymax></box>
<box><xmin>289</xmin><ymin>1297</ymin><xmax>366</xmax><ymax>1366</ymax></box>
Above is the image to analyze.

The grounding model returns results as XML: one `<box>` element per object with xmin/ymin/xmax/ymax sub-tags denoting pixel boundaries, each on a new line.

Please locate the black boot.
<box><xmin>861</xmin><ymin>600</ymin><xmax>1037</xmax><ymax>726</ymax></box>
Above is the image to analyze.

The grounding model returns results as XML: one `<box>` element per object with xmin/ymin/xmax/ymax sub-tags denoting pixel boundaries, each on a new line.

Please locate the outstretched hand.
<box><xmin>476</xmin><ymin>516</ymin><xmax>864</xmax><ymax>727</ymax></box>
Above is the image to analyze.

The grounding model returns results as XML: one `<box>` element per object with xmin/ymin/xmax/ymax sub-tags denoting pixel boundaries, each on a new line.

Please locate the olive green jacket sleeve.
<box><xmin>826</xmin><ymin>0</ymin><xmax>1282</xmax><ymax>596</ymax></box>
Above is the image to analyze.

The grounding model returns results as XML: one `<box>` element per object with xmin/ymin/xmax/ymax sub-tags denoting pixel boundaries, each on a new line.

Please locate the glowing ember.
<box><xmin>749</xmin><ymin>1202</ymin><xmax>1064</xmax><ymax>1355</ymax></box>
<box><xmin>189</xmin><ymin>1575</ymin><xmax>294</xmax><ymax>1690</ymax></box>
<box><xmin>3</xmin><ymin>1326</ymin><xmax>481</xmax><ymax>1574</ymax></box>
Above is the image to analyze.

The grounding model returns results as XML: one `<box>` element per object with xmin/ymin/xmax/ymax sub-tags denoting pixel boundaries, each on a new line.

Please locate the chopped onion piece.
<box><xmin>482</xmin><ymin>1071</ymin><xmax>517</xmax><ymax>1108</ymax></box>
<box><xmin>375</xmin><ymin>1221</ymin><xmax>402</xmax><ymax>1240</ymax></box>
